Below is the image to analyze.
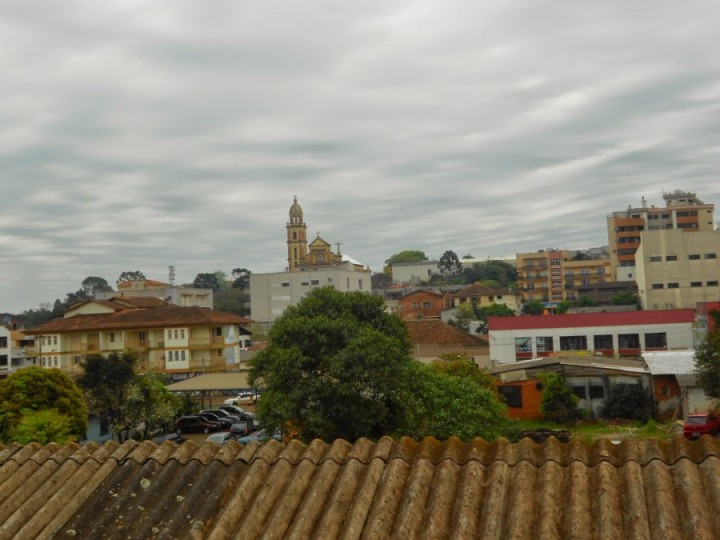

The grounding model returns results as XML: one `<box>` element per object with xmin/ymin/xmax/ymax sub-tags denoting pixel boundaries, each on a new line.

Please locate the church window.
<box><xmin>293</xmin><ymin>232</ymin><xmax>297</xmax><ymax>240</ymax></box>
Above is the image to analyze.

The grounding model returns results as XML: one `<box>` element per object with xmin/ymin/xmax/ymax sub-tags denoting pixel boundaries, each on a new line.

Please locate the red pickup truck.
<box><xmin>683</xmin><ymin>412</ymin><xmax>720</xmax><ymax>439</ymax></box>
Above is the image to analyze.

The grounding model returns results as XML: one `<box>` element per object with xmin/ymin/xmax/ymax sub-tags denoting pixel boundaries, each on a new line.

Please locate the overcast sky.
<box><xmin>1</xmin><ymin>1</ymin><xmax>719</xmax><ymax>314</ymax></box>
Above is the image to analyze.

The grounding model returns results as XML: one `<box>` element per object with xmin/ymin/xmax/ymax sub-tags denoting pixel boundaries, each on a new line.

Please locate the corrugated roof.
<box><xmin>166</xmin><ymin>372</ymin><xmax>251</xmax><ymax>391</ymax></box>
<box><xmin>489</xmin><ymin>309</ymin><xmax>695</xmax><ymax>331</ymax></box>
<box><xmin>643</xmin><ymin>350</ymin><xmax>698</xmax><ymax>375</ymax></box>
<box><xmin>24</xmin><ymin>306</ymin><xmax>252</xmax><ymax>334</ymax></box>
<box><xmin>1</xmin><ymin>436</ymin><xmax>719</xmax><ymax>539</ymax></box>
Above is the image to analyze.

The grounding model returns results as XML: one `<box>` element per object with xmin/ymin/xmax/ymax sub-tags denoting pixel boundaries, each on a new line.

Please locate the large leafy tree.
<box><xmin>117</xmin><ymin>270</ymin><xmax>146</xmax><ymax>284</ymax></box>
<box><xmin>538</xmin><ymin>372</ymin><xmax>581</xmax><ymax>424</ymax></box>
<box><xmin>81</xmin><ymin>276</ymin><xmax>113</xmax><ymax>297</ymax></box>
<box><xmin>193</xmin><ymin>272</ymin><xmax>224</xmax><ymax>291</ymax></box>
<box><xmin>250</xmin><ymin>287</ymin><xmax>413</xmax><ymax>442</ymax></box>
<box><xmin>0</xmin><ymin>367</ymin><xmax>88</xmax><ymax>442</ymax></box>
<box><xmin>385</xmin><ymin>250</ymin><xmax>428</xmax><ymax>265</ymax></box>
<box><xmin>231</xmin><ymin>268</ymin><xmax>251</xmax><ymax>289</ymax></box>
<box><xmin>122</xmin><ymin>374</ymin><xmax>180</xmax><ymax>439</ymax></box>
<box><xmin>78</xmin><ymin>352</ymin><xmax>137</xmax><ymax>431</ymax></box>
<box><xmin>462</xmin><ymin>260</ymin><xmax>518</xmax><ymax>287</ymax></box>
<box><xmin>695</xmin><ymin>309</ymin><xmax>720</xmax><ymax>401</ymax></box>
<box><xmin>438</xmin><ymin>250</ymin><xmax>463</xmax><ymax>279</ymax></box>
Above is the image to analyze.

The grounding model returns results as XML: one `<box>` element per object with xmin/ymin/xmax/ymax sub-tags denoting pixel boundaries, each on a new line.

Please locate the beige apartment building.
<box><xmin>24</xmin><ymin>297</ymin><xmax>252</xmax><ymax>375</ymax></box>
<box><xmin>608</xmin><ymin>190</ymin><xmax>715</xmax><ymax>281</ymax></box>
<box><xmin>516</xmin><ymin>250</ymin><xmax>610</xmax><ymax>304</ymax></box>
<box><xmin>636</xmin><ymin>229</ymin><xmax>720</xmax><ymax>310</ymax></box>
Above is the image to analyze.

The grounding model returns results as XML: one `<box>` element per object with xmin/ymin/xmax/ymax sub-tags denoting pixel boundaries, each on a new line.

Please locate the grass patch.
<box><xmin>506</xmin><ymin>419</ymin><xmax>679</xmax><ymax>443</ymax></box>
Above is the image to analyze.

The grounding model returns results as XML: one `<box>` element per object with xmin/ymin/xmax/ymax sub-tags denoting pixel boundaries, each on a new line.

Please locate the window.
<box><xmin>181</xmin><ymin>329</ymin><xmax>185</xmax><ymax>339</ymax></box>
<box><xmin>665</xmin><ymin>255</ymin><xmax>677</xmax><ymax>261</ymax></box>
<box><xmin>708</xmin><ymin>281</ymin><xmax>719</xmax><ymax>287</ymax></box>
<box><xmin>689</xmin><ymin>254</ymin><xmax>700</xmax><ymax>260</ymax></box>
<box><xmin>174</xmin><ymin>329</ymin><xmax>179</xmax><ymax>339</ymax></box>
<box><xmin>412</xmin><ymin>303</ymin><xmax>419</xmax><ymax>309</ymax></box>
<box><xmin>691</xmin><ymin>282</ymin><xmax>702</xmax><ymax>287</ymax></box>
<box><xmin>652</xmin><ymin>284</ymin><xmax>664</xmax><ymax>289</ymax></box>
<box><xmin>618</xmin><ymin>334</ymin><xmax>640</xmax><ymax>349</ymax></box>
<box><xmin>498</xmin><ymin>386</ymin><xmax>522</xmax><ymax>408</ymax></box>
<box><xmin>218</xmin><ymin>349</ymin><xmax>223</xmax><ymax>356</ymax></box>
<box><xmin>667</xmin><ymin>283</ymin><xmax>679</xmax><ymax>289</ymax></box>
<box><xmin>422</xmin><ymin>302</ymin><xmax>432</xmax><ymax>308</ymax></box>
<box><xmin>589</xmin><ymin>386</ymin><xmax>605</xmax><ymax>399</ymax></box>
<box><xmin>311</xmin><ymin>279</ymin><xmax>320</xmax><ymax>285</ymax></box>
<box><xmin>301</xmin><ymin>281</ymin><xmax>309</xmax><ymax>286</ymax></box>
<box><xmin>327</xmin><ymin>278</ymin><xmax>333</xmax><ymax>284</ymax></box>
<box><xmin>645</xmin><ymin>332</ymin><xmax>667</xmax><ymax>349</ymax></box>
<box><xmin>359</xmin><ymin>279</ymin><xmax>363</xmax><ymax>290</ymax></box>
<box><xmin>572</xmin><ymin>386</ymin><xmax>587</xmax><ymax>399</ymax></box>
<box><xmin>650</xmin><ymin>256</ymin><xmax>662</xmax><ymax>262</ymax></box>
<box><xmin>281</xmin><ymin>282</ymin><xmax>290</xmax><ymax>287</ymax></box>
<box><xmin>0</xmin><ymin>354</ymin><xmax>7</xmax><ymax>366</ymax></box>
<box><xmin>0</xmin><ymin>337</ymin><xmax>6</xmax><ymax>348</ymax></box>
<box><xmin>215</xmin><ymin>327</ymin><xmax>222</xmax><ymax>336</ymax></box>
<box><xmin>109</xmin><ymin>333</ymin><xmax>115</xmax><ymax>343</ymax></box>
<box><xmin>181</xmin><ymin>351</ymin><xmax>186</xmax><ymax>361</ymax></box>
<box><xmin>53</xmin><ymin>336</ymin><xmax>58</xmax><ymax>345</ymax></box>
<box><xmin>73</xmin><ymin>355</ymin><xmax>82</xmax><ymax>365</ymax></box>
<box><xmin>515</xmin><ymin>337</ymin><xmax>531</xmax><ymax>353</ymax></box>
<box><xmin>536</xmin><ymin>337</ymin><xmax>554</xmax><ymax>353</ymax></box>
<box><xmin>560</xmin><ymin>336</ymin><xmax>587</xmax><ymax>350</ymax></box>
<box><xmin>594</xmin><ymin>335</ymin><xmax>613</xmax><ymax>350</ymax></box>
<box><xmin>705</xmin><ymin>253</ymin><xmax>717</xmax><ymax>259</ymax></box>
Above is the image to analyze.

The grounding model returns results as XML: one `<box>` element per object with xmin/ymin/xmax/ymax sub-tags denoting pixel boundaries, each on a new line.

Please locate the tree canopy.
<box><xmin>193</xmin><ymin>272</ymin><xmax>225</xmax><ymax>291</ymax></box>
<box><xmin>78</xmin><ymin>352</ymin><xmax>137</xmax><ymax>431</ymax></box>
<box><xmin>0</xmin><ymin>367</ymin><xmax>87</xmax><ymax>443</ymax></box>
<box><xmin>250</xmin><ymin>287</ymin><xmax>411</xmax><ymax>442</ymax></box>
<box><xmin>438</xmin><ymin>250</ymin><xmax>463</xmax><ymax>278</ymax></box>
<box><xmin>523</xmin><ymin>300</ymin><xmax>546</xmax><ymax>315</ymax></box>
<box><xmin>462</xmin><ymin>260</ymin><xmax>518</xmax><ymax>287</ymax></box>
<box><xmin>81</xmin><ymin>276</ymin><xmax>113</xmax><ymax>297</ymax></box>
<box><xmin>117</xmin><ymin>271</ymin><xmax>146</xmax><ymax>284</ymax></box>
<box><xmin>385</xmin><ymin>250</ymin><xmax>428</xmax><ymax>265</ymax></box>
<box><xmin>231</xmin><ymin>267</ymin><xmax>251</xmax><ymax>289</ymax></box>
<box><xmin>538</xmin><ymin>372</ymin><xmax>581</xmax><ymax>424</ymax></box>
<box><xmin>694</xmin><ymin>309</ymin><xmax>720</xmax><ymax>401</ymax></box>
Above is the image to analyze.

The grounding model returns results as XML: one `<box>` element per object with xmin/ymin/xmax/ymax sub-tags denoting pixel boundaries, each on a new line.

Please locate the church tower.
<box><xmin>287</xmin><ymin>196</ymin><xmax>307</xmax><ymax>271</ymax></box>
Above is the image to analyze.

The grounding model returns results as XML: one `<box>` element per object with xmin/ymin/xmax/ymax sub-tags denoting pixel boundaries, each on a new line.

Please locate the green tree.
<box><xmin>431</xmin><ymin>354</ymin><xmax>495</xmax><ymax>389</ymax></box>
<box><xmin>694</xmin><ymin>309</ymin><xmax>720</xmax><ymax>401</ymax></box>
<box><xmin>78</xmin><ymin>352</ymin><xmax>137</xmax><ymax>432</ymax></box>
<box><xmin>193</xmin><ymin>272</ymin><xmax>224</xmax><ymax>291</ymax></box>
<box><xmin>402</xmin><ymin>362</ymin><xmax>508</xmax><ymax>441</ymax></box>
<box><xmin>9</xmin><ymin>409</ymin><xmax>74</xmax><ymax>445</ymax></box>
<box><xmin>462</xmin><ymin>260</ymin><xmax>518</xmax><ymax>287</ymax></box>
<box><xmin>450</xmin><ymin>302</ymin><xmax>476</xmax><ymax>332</ymax></box>
<box><xmin>81</xmin><ymin>276</ymin><xmax>113</xmax><ymax>297</ymax></box>
<box><xmin>371</xmin><ymin>272</ymin><xmax>393</xmax><ymax>289</ymax></box>
<box><xmin>250</xmin><ymin>287</ymin><xmax>412</xmax><ymax>442</ymax></box>
<box><xmin>0</xmin><ymin>367</ymin><xmax>87</xmax><ymax>442</ymax></box>
<box><xmin>438</xmin><ymin>250</ymin><xmax>463</xmax><ymax>279</ymax></box>
<box><xmin>231</xmin><ymin>267</ymin><xmax>251</xmax><ymax>289</ymax></box>
<box><xmin>385</xmin><ymin>250</ymin><xmax>428</xmax><ymax>265</ymax></box>
<box><xmin>601</xmin><ymin>384</ymin><xmax>650</xmax><ymax>421</ymax></box>
<box><xmin>611</xmin><ymin>292</ymin><xmax>639</xmax><ymax>306</ymax></box>
<box><xmin>538</xmin><ymin>372</ymin><xmax>581</xmax><ymax>424</ymax></box>
<box><xmin>122</xmin><ymin>375</ymin><xmax>181</xmax><ymax>439</ymax></box>
<box><xmin>477</xmin><ymin>303</ymin><xmax>515</xmax><ymax>333</ymax></box>
<box><xmin>214</xmin><ymin>288</ymin><xmax>250</xmax><ymax>317</ymax></box>
<box><xmin>116</xmin><ymin>271</ymin><xmax>146</xmax><ymax>284</ymax></box>
<box><xmin>523</xmin><ymin>300</ymin><xmax>545</xmax><ymax>315</ymax></box>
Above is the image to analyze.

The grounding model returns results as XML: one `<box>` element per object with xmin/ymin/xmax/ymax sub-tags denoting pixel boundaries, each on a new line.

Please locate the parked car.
<box><xmin>174</xmin><ymin>416</ymin><xmax>222</xmax><ymax>434</ymax></box>
<box><xmin>683</xmin><ymin>412</ymin><xmax>720</xmax><ymax>439</ymax></box>
<box><xmin>200</xmin><ymin>409</ymin><xmax>243</xmax><ymax>423</ymax></box>
<box><xmin>229</xmin><ymin>421</ymin><xmax>252</xmax><ymax>435</ymax></box>
<box><xmin>205</xmin><ymin>432</ymin><xmax>238</xmax><ymax>444</ymax></box>
<box><xmin>236</xmin><ymin>428</ymin><xmax>282</xmax><ymax>444</ymax></box>
<box><xmin>152</xmin><ymin>433</ymin><xmax>187</xmax><ymax>444</ymax></box>
<box><xmin>219</xmin><ymin>406</ymin><xmax>260</xmax><ymax>427</ymax></box>
<box><xmin>196</xmin><ymin>412</ymin><xmax>233</xmax><ymax>429</ymax></box>
<box><xmin>223</xmin><ymin>392</ymin><xmax>256</xmax><ymax>406</ymax></box>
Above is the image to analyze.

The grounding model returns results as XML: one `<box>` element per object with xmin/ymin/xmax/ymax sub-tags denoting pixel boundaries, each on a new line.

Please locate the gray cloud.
<box><xmin>1</xmin><ymin>0</ymin><xmax>719</xmax><ymax>312</ymax></box>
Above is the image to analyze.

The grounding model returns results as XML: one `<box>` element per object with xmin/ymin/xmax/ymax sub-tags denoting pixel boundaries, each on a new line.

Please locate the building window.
<box><xmin>589</xmin><ymin>386</ymin><xmax>605</xmax><ymax>399</ymax></box>
<box><xmin>109</xmin><ymin>333</ymin><xmax>115</xmax><ymax>343</ymax></box>
<box><xmin>0</xmin><ymin>337</ymin><xmax>6</xmax><ymax>348</ymax></box>
<box><xmin>705</xmin><ymin>253</ymin><xmax>717</xmax><ymax>259</ymax></box>
<box><xmin>594</xmin><ymin>335</ymin><xmax>613</xmax><ymax>350</ymax></box>
<box><xmin>215</xmin><ymin>327</ymin><xmax>222</xmax><ymax>336</ymax></box>
<box><xmin>689</xmin><ymin>254</ymin><xmax>700</xmax><ymax>260</ymax></box>
<box><xmin>310</xmin><ymin>279</ymin><xmax>319</xmax><ymax>286</ymax></box>
<box><xmin>560</xmin><ymin>336</ymin><xmax>587</xmax><ymax>351</ymax></box>
<box><xmin>650</xmin><ymin>256</ymin><xmax>662</xmax><ymax>262</ymax></box>
<box><xmin>174</xmin><ymin>329</ymin><xmax>179</xmax><ymax>339</ymax></box>
<box><xmin>327</xmin><ymin>278</ymin><xmax>333</xmax><ymax>283</ymax></box>
<box><xmin>181</xmin><ymin>351</ymin><xmax>186</xmax><ymax>361</ymax></box>
<box><xmin>301</xmin><ymin>281</ymin><xmax>309</xmax><ymax>286</ymax></box>
<box><xmin>281</xmin><ymin>282</ymin><xmax>290</xmax><ymax>287</ymax></box>
<box><xmin>572</xmin><ymin>386</ymin><xmax>587</xmax><ymax>399</ymax></box>
<box><xmin>180</xmin><ymin>329</ymin><xmax>185</xmax><ymax>339</ymax></box>
<box><xmin>708</xmin><ymin>281</ymin><xmax>719</xmax><ymax>287</ymax></box>
<box><xmin>665</xmin><ymin>255</ymin><xmax>677</xmax><ymax>261</ymax></box>
<box><xmin>53</xmin><ymin>336</ymin><xmax>58</xmax><ymax>345</ymax></box>
<box><xmin>0</xmin><ymin>354</ymin><xmax>7</xmax><ymax>366</ymax></box>
<box><xmin>515</xmin><ymin>337</ymin><xmax>531</xmax><ymax>353</ymax></box>
<box><xmin>498</xmin><ymin>386</ymin><xmax>522</xmax><ymax>408</ymax></box>
<box><xmin>218</xmin><ymin>349</ymin><xmax>223</xmax><ymax>356</ymax></box>
<box><xmin>358</xmin><ymin>279</ymin><xmax>363</xmax><ymax>290</ymax></box>
<box><xmin>422</xmin><ymin>302</ymin><xmax>432</xmax><ymax>308</ymax></box>
<box><xmin>652</xmin><ymin>284</ymin><xmax>664</xmax><ymax>289</ymax></box>
<box><xmin>667</xmin><ymin>283</ymin><xmax>679</xmax><ymax>289</ymax></box>
<box><xmin>691</xmin><ymin>282</ymin><xmax>702</xmax><ymax>287</ymax></box>
<box><xmin>618</xmin><ymin>334</ymin><xmax>640</xmax><ymax>349</ymax></box>
<box><xmin>536</xmin><ymin>337</ymin><xmax>553</xmax><ymax>353</ymax></box>
<box><xmin>645</xmin><ymin>333</ymin><xmax>667</xmax><ymax>349</ymax></box>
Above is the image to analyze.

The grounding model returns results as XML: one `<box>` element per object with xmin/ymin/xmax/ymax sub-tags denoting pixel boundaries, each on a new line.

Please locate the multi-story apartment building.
<box><xmin>607</xmin><ymin>190</ymin><xmax>715</xmax><ymax>281</ymax></box>
<box><xmin>250</xmin><ymin>198</ymin><xmax>371</xmax><ymax>325</ymax></box>
<box><xmin>23</xmin><ymin>296</ymin><xmax>252</xmax><ymax>375</ymax></box>
<box><xmin>636</xmin><ymin>229</ymin><xmax>720</xmax><ymax>310</ymax></box>
<box><xmin>0</xmin><ymin>325</ymin><xmax>36</xmax><ymax>374</ymax></box>
<box><xmin>96</xmin><ymin>276</ymin><xmax>213</xmax><ymax>308</ymax></box>
<box><xmin>516</xmin><ymin>250</ymin><xmax>610</xmax><ymax>304</ymax></box>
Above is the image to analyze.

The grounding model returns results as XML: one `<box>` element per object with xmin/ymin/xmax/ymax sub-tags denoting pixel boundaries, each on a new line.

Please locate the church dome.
<box><xmin>289</xmin><ymin>196</ymin><xmax>303</xmax><ymax>217</ymax></box>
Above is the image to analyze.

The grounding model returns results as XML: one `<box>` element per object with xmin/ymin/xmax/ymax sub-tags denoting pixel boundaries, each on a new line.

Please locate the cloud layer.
<box><xmin>1</xmin><ymin>1</ymin><xmax>719</xmax><ymax>313</ymax></box>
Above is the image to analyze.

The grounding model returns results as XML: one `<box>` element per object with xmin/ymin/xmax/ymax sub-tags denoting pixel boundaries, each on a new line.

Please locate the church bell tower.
<box><xmin>287</xmin><ymin>196</ymin><xmax>307</xmax><ymax>271</ymax></box>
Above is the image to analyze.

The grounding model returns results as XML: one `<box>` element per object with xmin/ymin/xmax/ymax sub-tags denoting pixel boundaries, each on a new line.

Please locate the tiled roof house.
<box><xmin>406</xmin><ymin>319</ymin><xmax>489</xmax><ymax>368</ymax></box>
<box><xmin>1</xmin><ymin>436</ymin><xmax>719</xmax><ymax>538</ymax></box>
<box><xmin>23</xmin><ymin>298</ymin><xmax>253</xmax><ymax>375</ymax></box>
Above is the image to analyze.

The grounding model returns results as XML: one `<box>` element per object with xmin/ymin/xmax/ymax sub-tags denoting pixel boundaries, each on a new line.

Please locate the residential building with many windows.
<box><xmin>607</xmin><ymin>190</ymin><xmax>715</xmax><ymax>281</ymax></box>
<box><xmin>516</xmin><ymin>250</ymin><xmax>610</xmax><ymax>304</ymax></box>
<box><xmin>0</xmin><ymin>325</ymin><xmax>36</xmax><ymax>374</ymax></box>
<box><xmin>488</xmin><ymin>309</ymin><xmax>695</xmax><ymax>364</ymax></box>
<box><xmin>23</xmin><ymin>297</ymin><xmax>252</xmax><ymax>375</ymax></box>
<box><xmin>635</xmin><ymin>229</ymin><xmax>720</xmax><ymax>310</ymax></box>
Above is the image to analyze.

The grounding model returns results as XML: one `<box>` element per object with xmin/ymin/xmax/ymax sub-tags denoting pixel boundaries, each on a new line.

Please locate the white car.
<box><xmin>205</xmin><ymin>432</ymin><xmax>236</xmax><ymax>444</ymax></box>
<box><xmin>223</xmin><ymin>392</ymin><xmax>257</xmax><ymax>405</ymax></box>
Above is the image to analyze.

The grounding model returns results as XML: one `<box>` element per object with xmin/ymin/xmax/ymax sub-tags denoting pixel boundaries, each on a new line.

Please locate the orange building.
<box><xmin>397</xmin><ymin>289</ymin><xmax>449</xmax><ymax>320</ymax></box>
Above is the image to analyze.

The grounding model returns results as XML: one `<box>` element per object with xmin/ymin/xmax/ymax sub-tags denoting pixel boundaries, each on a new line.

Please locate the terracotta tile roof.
<box><xmin>1</xmin><ymin>436</ymin><xmax>719</xmax><ymax>538</ymax></box>
<box><xmin>406</xmin><ymin>319</ymin><xmax>488</xmax><ymax>346</ymax></box>
<box><xmin>24</xmin><ymin>306</ymin><xmax>252</xmax><ymax>334</ymax></box>
<box><xmin>454</xmin><ymin>282</ymin><xmax>505</xmax><ymax>298</ymax></box>
<box><xmin>117</xmin><ymin>279</ymin><xmax>169</xmax><ymax>289</ymax></box>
